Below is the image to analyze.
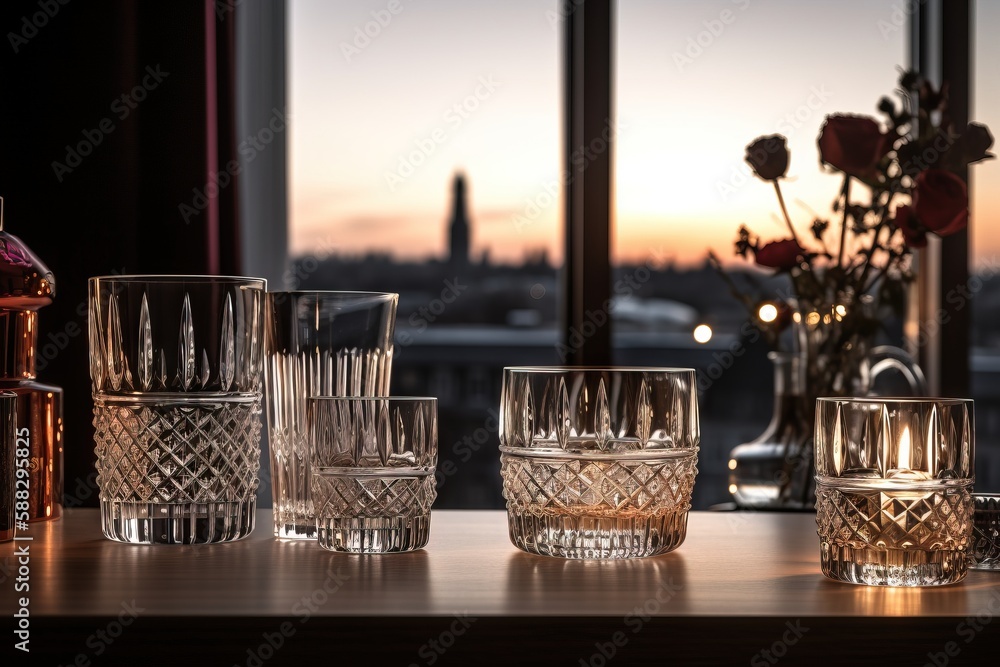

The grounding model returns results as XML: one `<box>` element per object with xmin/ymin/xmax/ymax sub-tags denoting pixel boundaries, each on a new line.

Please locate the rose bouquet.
<box><xmin>717</xmin><ymin>70</ymin><xmax>993</xmax><ymax>508</ymax></box>
<box><xmin>712</xmin><ymin>69</ymin><xmax>993</xmax><ymax>391</ymax></box>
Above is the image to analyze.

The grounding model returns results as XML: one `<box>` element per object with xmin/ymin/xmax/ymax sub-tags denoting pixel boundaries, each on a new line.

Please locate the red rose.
<box><xmin>745</xmin><ymin>134</ymin><xmax>789</xmax><ymax>181</ymax></box>
<box><xmin>913</xmin><ymin>169</ymin><xmax>968</xmax><ymax>236</ymax></box>
<box><xmin>962</xmin><ymin>122</ymin><xmax>995</xmax><ymax>164</ymax></box>
<box><xmin>892</xmin><ymin>204</ymin><xmax>926</xmax><ymax>248</ymax></box>
<box><xmin>817</xmin><ymin>115</ymin><xmax>891</xmax><ymax>179</ymax></box>
<box><xmin>755</xmin><ymin>239</ymin><xmax>803</xmax><ymax>270</ymax></box>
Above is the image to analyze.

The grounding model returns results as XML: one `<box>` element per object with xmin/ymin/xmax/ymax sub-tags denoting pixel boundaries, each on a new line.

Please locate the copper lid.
<box><xmin>0</xmin><ymin>197</ymin><xmax>55</xmax><ymax>310</ymax></box>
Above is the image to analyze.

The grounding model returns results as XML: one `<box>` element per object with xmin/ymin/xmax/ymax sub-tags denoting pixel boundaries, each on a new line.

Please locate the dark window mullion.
<box><xmin>938</xmin><ymin>0</ymin><xmax>972</xmax><ymax>398</ymax></box>
<box><xmin>561</xmin><ymin>0</ymin><xmax>614</xmax><ymax>366</ymax></box>
<box><xmin>908</xmin><ymin>0</ymin><xmax>972</xmax><ymax>397</ymax></box>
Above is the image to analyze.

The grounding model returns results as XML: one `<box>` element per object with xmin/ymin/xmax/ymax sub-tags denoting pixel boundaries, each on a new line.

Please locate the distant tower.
<box><xmin>447</xmin><ymin>173</ymin><xmax>470</xmax><ymax>265</ymax></box>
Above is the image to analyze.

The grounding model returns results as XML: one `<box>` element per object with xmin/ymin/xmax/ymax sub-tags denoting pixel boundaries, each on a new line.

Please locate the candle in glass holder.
<box><xmin>814</xmin><ymin>398</ymin><xmax>974</xmax><ymax>587</ymax></box>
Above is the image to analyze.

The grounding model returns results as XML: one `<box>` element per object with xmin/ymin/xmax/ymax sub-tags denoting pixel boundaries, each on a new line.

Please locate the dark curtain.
<box><xmin>0</xmin><ymin>0</ymin><xmax>243</xmax><ymax>506</ymax></box>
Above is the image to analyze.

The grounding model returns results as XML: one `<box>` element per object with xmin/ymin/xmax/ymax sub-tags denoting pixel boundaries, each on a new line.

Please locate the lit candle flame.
<box><xmin>899</xmin><ymin>425</ymin><xmax>911</xmax><ymax>470</ymax></box>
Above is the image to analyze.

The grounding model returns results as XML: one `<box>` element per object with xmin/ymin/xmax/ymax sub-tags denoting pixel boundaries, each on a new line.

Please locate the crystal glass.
<box><xmin>308</xmin><ymin>396</ymin><xmax>436</xmax><ymax>553</ymax></box>
<box><xmin>88</xmin><ymin>275</ymin><xmax>266</xmax><ymax>544</ymax></box>
<box><xmin>265</xmin><ymin>291</ymin><xmax>397</xmax><ymax>539</ymax></box>
<box><xmin>971</xmin><ymin>493</ymin><xmax>1000</xmax><ymax>571</ymax></box>
<box><xmin>814</xmin><ymin>398</ymin><xmax>975</xmax><ymax>586</ymax></box>
<box><xmin>500</xmin><ymin>367</ymin><xmax>699</xmax><ymax>559</ymax></box>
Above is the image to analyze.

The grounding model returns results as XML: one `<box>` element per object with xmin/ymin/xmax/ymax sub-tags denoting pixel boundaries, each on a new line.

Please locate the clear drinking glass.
<box><xmin>308</xmin><ymin>396</ymin><xmax>437</xmax><ymax>553</ymax></box>
<box><xmin>500</xmin><ymin>367</ymin><xmax>699</xmax><ymax>559</ymax></box>
<box><xmin>88</xmin><ymin>275</ymin><xmax>266</xmax><ymax>544</ymax></box>
<box><xmin>971</xmin><ymin>493</ymin><xmax>1000</xmax><ymax>571</ymax></box>
<box><xmin>815</xmin><ymin>398</ymin><xmax>975</xmax><ymax>586</ymax></box>
<box><xmin>264</xmin><ymin>291</ymin><xmax>397</xmax><ymax>539</ymax></box>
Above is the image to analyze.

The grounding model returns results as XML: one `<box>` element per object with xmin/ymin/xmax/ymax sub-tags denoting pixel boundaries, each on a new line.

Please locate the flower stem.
<box><xmin>857</xmin><ymin>191</ymin><xmax>896</xmax><ymax>291</ymax></box>
<box><xmin>858</xmin><ymin>219</ymin><xmax>886</xmax><ymax>291</ymax></box>
<box><xmin>707</xmin><ymin>250</ymin><xmax>779</xmax><ymax>348</ymax></box>
<box><xmin>837</xmin><ymin>176</ymin><xmax>851</xmax><ymax>269</ymax></box>
<box><xmin>862</xmin><ymin>266</ymin><xmax>886</xmax><ymax>294</ymax></box>
<box><xmin>772</xmin><ymin>180</ymin><xmax>803</xmax><ymax>247</ymax></box>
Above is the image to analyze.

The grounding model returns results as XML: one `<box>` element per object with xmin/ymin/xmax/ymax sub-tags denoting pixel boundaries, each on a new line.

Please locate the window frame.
<box><xmin>908</xmin><ymin>0</ymin><xmax>972</xmax><ymax>396</ymax></box>
<box><xmin>559</xmin><ymin>0</ymin><xmax>973</xmax><ymax>394</ymax></box>
<box><xmin>265</xmin><ymin>1</ymin><xmax>975</xmax><ymax>391</ymax></box>
<box><xmin>561</xmin><ymin>0</ymin><xmax>614</xmax><ymax>365</ymax></box>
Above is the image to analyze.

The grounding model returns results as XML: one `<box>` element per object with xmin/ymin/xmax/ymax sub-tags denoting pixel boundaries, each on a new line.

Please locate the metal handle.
<box><xmin>868</xmin><ymin>345</ymin><xmax>927</xmax><ymax>395</ymax></box>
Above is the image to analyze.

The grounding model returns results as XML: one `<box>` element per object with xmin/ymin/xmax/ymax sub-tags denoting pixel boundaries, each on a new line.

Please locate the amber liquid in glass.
<box><xmin>501</xmin><ymin>454</ymin><xmax>696</xmax><ymax>559</ymax></box>
<box><xmin>816</xmin><ymin>484</ymin><xmax>972</xmax><ymax>586</ymax></box>
<box><xmin>1</xmin><ymin>383</ymin><xmax>63</xmax><ymax>522</ymax></box>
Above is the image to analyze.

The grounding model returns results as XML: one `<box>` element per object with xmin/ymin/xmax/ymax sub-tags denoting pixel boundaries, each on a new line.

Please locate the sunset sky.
<box><xmin>289</xmin><ymin>0</ymin><xmax>1000</xmax><ymax>268</ymax></box>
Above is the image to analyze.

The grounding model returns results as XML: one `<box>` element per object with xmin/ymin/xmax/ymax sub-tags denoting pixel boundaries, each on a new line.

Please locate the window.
<box><xmin>286</xmin><ymin>0</ymin><xmax>985</xmax><ymax>510</ymax></box>
<box><xmin>288</xmin><ymin>0</ymin><xmax>561</xmax><ymax>507</ymax></box>
<box><xmin>971</xmin><ymin>0</ymin><xmax>1000</xmax><ymax>489</ymax></box>
<box><xmin>613</xmin><ymin>0</ymin><xmax>905</xmax><ymax>506</ymax></box>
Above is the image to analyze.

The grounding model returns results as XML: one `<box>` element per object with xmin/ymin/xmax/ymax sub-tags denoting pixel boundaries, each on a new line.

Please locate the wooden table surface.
<box><xmin>6</xmin><ymin>509</ymin><xmax>1000</xmax><ymax>665</ymax></box>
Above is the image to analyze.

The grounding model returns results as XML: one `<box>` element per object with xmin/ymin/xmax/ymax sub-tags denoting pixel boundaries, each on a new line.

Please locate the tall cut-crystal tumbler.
<box><xmin>815</xmin><ymin>398</ymin><xmax>975</xmax><ymax>586</ymax></box>
<box><xmin>500</xmin><ymin>367</ymin><xmax>700</xmax><ymax>559</ymax></box>
<box><xmin>89</xmin><ymin>275</ymin><xmax>266</xmax><ymax>544</ymax></box>
<box><xmin>264</xmin><ymin>292</ymin><xmax>397</xmax><ymax>539</ymax></box>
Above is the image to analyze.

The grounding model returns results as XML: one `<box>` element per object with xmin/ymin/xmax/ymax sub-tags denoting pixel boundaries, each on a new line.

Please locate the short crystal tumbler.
<box><xmin>971</xmin><ymin>494</ymin><xmax>1000</xmax><ymax>570</ymax></box>
<box><xmin>309</xmin><ymin>397</ymin><xmax>437</xmax><ymax>553</ymax></box>
<box><xmin>265</xmin><ymin>292</ymin><xmax>397</xmax><ymax>539</ymax></box>
<box><xmin>815</xmin><ymin>398</ymin><xmax>975</xmax><ymax>586</ymax></box>
<box><xmin>89</xmin><ymin>275</ymin><xmax>266</xmax><ymax>544</ymax></box>
<box><xmin>500</xmin><ymin>367</ymin><xmax>699</xmax><ymax>559</ymax></box>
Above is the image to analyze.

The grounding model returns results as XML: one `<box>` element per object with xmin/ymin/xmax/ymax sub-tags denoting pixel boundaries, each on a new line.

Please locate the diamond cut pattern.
<box><xmin>313</xmin><ymin>474</ymin><xmax>435</xmax><ymax>518</ymax></box>
<box><xmin>501</xmin><ymin>454</ymin><xmax>697</xmax><ymax>516</ymax></box>
<box><xmin>972</xmin><ymin>496</ymin><xmax>1000</xmax><ymax>568</ymax></box>
<box><xmin>816</xmin><ymin>485</ymin><xmax>973</xmax><ymax>550</ymax></box>
<box><xmin>94</xmin><ymin>398</ymin><xmax>261</xmax><ymax>503</ymax></box>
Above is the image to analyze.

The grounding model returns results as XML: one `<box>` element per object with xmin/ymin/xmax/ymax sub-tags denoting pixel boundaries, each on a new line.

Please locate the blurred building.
<box><xmin>447</xmin><ymin>173</ymin><xmax>470</xmax><ymax>266</ymax></box>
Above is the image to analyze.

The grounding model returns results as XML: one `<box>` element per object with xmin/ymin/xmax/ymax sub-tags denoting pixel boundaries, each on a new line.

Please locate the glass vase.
<box><xmin>728</xmin><ymin>352</ymin><xmax>816</xmax><ymax>510</ymax></box>
<box><xmin>729</xmin><ymin>299</ymin><xmax>924</xmax><ymax>510</ymax></box>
